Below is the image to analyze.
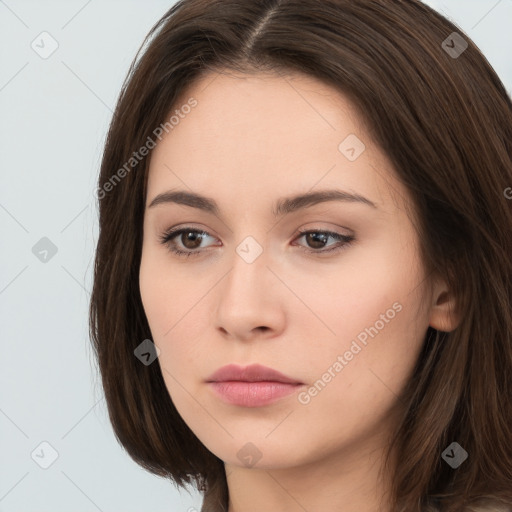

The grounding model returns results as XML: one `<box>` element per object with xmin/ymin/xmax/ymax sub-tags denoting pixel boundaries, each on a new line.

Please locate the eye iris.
<box><xmin>306</xmin><ymin>232</ymin><xmax>328</xmax><ymax>249</ymax></box>
<box><xmin>182</xmin><ymin>231</ymin><xmax>204</xmax><ymax>249</ymax></box>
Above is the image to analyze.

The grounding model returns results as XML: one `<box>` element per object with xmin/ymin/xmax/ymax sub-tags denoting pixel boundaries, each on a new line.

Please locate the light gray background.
<box><xmin>1</xmin><ymin>1</ymin><xmax>511</xmax><ymax>511</ymax></box>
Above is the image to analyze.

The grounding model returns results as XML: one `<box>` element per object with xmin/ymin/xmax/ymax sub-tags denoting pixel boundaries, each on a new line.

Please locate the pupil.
<box><xmin>182</xmin><ymin>232</ymin><xmax>202</xmax><ymax>249</ymax></box>
<box><xmin>307</xmin><ymin>232</ymin><xmax>327</xmax><ymax>249</ymax></box>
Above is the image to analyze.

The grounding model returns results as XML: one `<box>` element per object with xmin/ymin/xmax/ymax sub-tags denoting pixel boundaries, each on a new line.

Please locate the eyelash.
<box><xmin>158</xmin><ymin>227</ymin><xmax>355</xmax><ymax>258</ymax></box>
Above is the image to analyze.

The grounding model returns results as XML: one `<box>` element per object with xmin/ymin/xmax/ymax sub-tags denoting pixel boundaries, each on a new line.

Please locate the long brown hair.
<box><xmin>89</xmin><ymin>1</ymin><xmax>512</xmax><ymax>510</ymax></box>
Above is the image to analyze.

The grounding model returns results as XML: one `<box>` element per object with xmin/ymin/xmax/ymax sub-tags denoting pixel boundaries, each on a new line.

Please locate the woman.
<box><xmin>89</xmin><ymin>1</ymin><xmax>512</xmax><ymax>510</ymax></box>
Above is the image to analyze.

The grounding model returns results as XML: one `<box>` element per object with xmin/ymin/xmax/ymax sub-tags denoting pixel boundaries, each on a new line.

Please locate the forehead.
<box><xmin>163</xmin><ymin>69</ymin><xmax>366</xmax><ymax>148</ymax></box>
<box><xmin>145</xmin><ymin>70</ymin><xmax>405</xmax><ymax>215</ymax></box>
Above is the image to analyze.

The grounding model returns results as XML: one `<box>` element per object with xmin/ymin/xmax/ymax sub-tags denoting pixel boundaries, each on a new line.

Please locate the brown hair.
<box><xmin>89</xmin><ymin>1</ymin><xmax>512</xmax><ymax>511</ymax></box>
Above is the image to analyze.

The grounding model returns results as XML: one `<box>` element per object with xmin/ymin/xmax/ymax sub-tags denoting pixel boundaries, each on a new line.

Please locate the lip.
<box><xmin>206</xmin><ymin>364</ymin><xmax>304</xmax><ymax>407</ymax></box>
<box><xmin>206</xmin><ymin>363</ymin><xmax>303</xmax><ymax>384</ymax></box>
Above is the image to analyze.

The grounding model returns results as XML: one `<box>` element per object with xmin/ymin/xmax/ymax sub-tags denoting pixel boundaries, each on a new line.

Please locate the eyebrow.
<box><xmin>147</xmin><ymin>188</ymin><xmax>377</xmax><ymax>217</ymax></box>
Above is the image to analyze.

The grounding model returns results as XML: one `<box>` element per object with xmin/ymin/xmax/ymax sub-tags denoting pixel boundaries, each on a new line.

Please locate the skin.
<box><xmin>139</xmin><ymin>70</ymin><xmax>459</xmax><ymax>512</ymax></box>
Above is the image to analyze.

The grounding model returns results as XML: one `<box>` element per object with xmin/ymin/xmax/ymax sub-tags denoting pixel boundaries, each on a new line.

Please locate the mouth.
<box><xmin>206</xmin><ymin>364</ymin><xmax>304</xmax><ymax>407</ymax></box>
<box><xmin>207</xmin><ymin>381</ymin><xmax>303</xmax><ymax>407</ymax></box>
<box><xmin>206</xmin><ymin>363</ymin><xmax>303</xmax><ymax>385</ymax></box>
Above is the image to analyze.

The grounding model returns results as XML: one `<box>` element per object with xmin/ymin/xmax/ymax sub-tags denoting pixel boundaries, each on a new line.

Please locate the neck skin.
<box><xmin>224</xmin><ymin>428</ymin><xmax>397</xmax><ymax>512</ymax></box>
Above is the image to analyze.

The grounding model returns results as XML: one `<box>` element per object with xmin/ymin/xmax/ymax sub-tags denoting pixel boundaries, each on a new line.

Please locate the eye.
<box><xmin>292</xmin><ymin>229</ymin><xmax>355</xmax><ymax>255</ymax></box>
<box><xmin>159</xmin><ymin>227</ymin><xmax>355</xmax><ymax>258</ymax></box>
<box><xmin>159</xmin><ymin>227</ymin><xmax>219</xmax><ymax>258</ymax></box>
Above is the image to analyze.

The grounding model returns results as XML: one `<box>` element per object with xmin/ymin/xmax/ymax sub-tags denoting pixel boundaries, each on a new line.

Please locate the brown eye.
<box><xmin>304</xmin><ymin>232</ymin><xmax>329</xmax><ymax>249</ymax></box>
<box><xmin>159</xmin><ymin>228</ymin><xmax>216</xmax><ymax>257</ymax></box>
<box><xmin>294</xmin><ymin>229</ymin><xmax>355</xmax><ymax>255</ymax></box>
<box><xmin>180</xmin><ymin>231</ymin><xmax>206</xmax><ymax>249</ymax></box>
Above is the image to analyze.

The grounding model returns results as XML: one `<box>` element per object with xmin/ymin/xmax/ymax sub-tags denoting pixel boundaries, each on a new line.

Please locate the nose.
<box><xmin>214</xmin><ymin>242</ymin><xmax>286</xmax><ymax>342</ymax></box>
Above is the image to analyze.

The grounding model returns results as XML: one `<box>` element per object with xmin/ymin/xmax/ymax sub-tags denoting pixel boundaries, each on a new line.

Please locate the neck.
<box><xmin>225</xmin><ymin>430</ymin><xmax>396</xmax><ymax>512</ymax></box>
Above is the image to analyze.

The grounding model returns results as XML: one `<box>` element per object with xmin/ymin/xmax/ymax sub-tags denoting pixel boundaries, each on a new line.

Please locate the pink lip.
<box><xmin>206</xmin><ymin>363</ymin><xmax>302</xmax><ymax>384</ymax></box>
<box><xmin>206</xmin><ymin>364</ymin><xmax>304</xmax><ymax>407</ymax></box>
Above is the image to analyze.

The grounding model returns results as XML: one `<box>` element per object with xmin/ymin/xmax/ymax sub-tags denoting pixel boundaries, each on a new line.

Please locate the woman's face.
<box><xmin>139</xmin><ymin>70</ymin><xmax>444</xmax><ymax>471</ymax></box>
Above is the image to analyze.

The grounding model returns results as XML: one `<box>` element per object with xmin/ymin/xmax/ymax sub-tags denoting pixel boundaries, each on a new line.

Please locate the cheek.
<box><xmin>289</xmin><ymin>241</ymin><xmax>422</xmax><ymax>341</ymax></box>
<box><xmin>139</xmin><ymin>254</ymin><xmax>168</xmax><ymax>336</ymax></box>
<box><xmin>288</xmin><ymin>293</ymin><xmax>424</xmax><ymax>460</ymax></box>
<box><xmin>290</xmin><ymin>242</ymin><xmax>427</xmax><ymax>399</ymax></box>
<box><xmin>139</xmin><ymin>250</ymin><xmax>211</xmax><ymax>382</ymax></box>
<box><xmin>140</xmin><ymin>245</ymin><xmax>198</xmax><ymax>337</ymax></box>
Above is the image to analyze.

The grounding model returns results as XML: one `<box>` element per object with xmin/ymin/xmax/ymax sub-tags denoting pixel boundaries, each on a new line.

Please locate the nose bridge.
<box><xmin>223</xmin><ymin>235</ymin><xmax>270</xmax><ymax>305</ymax></box>
<box><xmin>214</xmin><ymin>234</ymin><xmax>283</xmax><ymax>336</ymax></box>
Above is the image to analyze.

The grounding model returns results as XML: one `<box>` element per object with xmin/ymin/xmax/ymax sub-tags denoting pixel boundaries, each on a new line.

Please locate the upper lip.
<box><xmin>206</xmin><ymin>364</ymin><xmax>303</xmax><ymax>384</ymax></box>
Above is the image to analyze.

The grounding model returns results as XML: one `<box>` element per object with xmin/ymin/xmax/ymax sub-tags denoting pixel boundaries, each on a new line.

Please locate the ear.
<box><xmin>428</xmin><ymin>275</ymin><xmax>460</xmax><ymax>332</ymax></box>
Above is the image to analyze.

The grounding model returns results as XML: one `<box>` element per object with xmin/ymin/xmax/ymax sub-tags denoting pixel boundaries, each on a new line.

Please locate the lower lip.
<box><xmin>208</xmin><ymin>381</ymin><xmax>303</xmax><ymax>407</ymax></box>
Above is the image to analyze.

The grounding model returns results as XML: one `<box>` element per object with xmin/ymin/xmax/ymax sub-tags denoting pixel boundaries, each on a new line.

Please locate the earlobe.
<box><xmin>428</xmin><ymin>283</ymin><xmax>460</xmax><ymax>333</ymax></box>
